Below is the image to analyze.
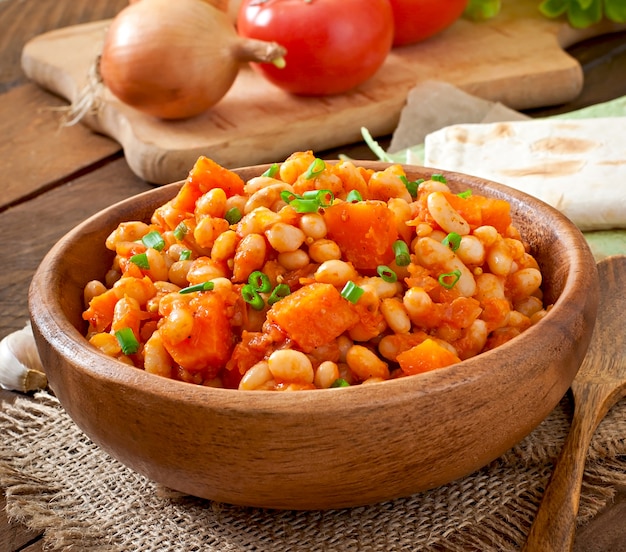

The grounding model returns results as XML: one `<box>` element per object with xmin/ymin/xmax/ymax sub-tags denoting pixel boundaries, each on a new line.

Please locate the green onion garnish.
<box><xmin>457</xmin><ymin>190</ymin><xmax>472</xmax><ymax>199</ymax></box>
<box><xmin>330</xmin><ymin>378</ymin><xmax>350</xmax><ymax>388</ymax></box>
<box><xmin>340</xmin><ymin>281</ymin><xmax>365</xmax><ymax>304</ymax></box>
<box><xmin>179</xmin><ymin>249</ymin><xmax>192</xmax><ymax>261</ymax></box>
<box><xmin>346</xmin><ymin>190</ymin><xmax>363</xmax><ymax>203</ymax></box>
<box><xmin>302</xmin><ymin>189</ymin><xmax>334</xmax><ymax>207</ymax></box>
<box><xmin>179</xmin><ymin>281</ymin><xmax>215</xmax><ymax>294</ymax></box>
<box><xmin>225</xmin><ymin>207</ymin><xmax>242</xmax><ymax>225</ymax></box>
<box><xmin>280</xmin><ymin>190</ymin><xmax>298</xmax><ymax>204</ymax></box>
<box><xmin>438</xmin><ymin>269</ymin><xmax>462</xmax><ymax>289</ymax></box>
<box><xmin>442</xmin><ymin>232</ymin><xmax>462</xmax><ymax>252</ymax></box>
<box><xmin>268</xmin><ymin>283</ymin><xmax>291</xmax><ymax>305</ymax></box>
<box><xmin>399</xmin><ymin>175</ymin><xmax>423</xmax><ymax>198</ymax></box>
<box><xmin>241</xmin><ymin>284</ymin><xmax>265</xmax><ymax>310</ymax></box>
<box><xmin>141</xmin><ymin>230</ymin><xmax>165</xmax><ymax>251</ymax></box>
<box><xmin>303</xmin><ymin>158</ymin><xmax>326</xmax><ymax>179</ymax></box>
<box><xmin>173</xmin><ymin>222</ymin><xmax>188</xmax><ymax>241</ymax></box>
<box><xmin>392</xmin><ymin>240</ymin><xmax>411</xmax><ymax>267</ymax></box>
<box><xmin>115</xmin><ymin>327</ymin><xmax>139</xmax><ymax>355</ymax></box>
<box><xmin>248</xmin><ymin>271</ymin><xmax>272</xmax><ymax>293</ymax></box>
<box><xmin>130</xmin><ymin>252</ymin><xmax>150</xmax><ymax>269</ymax></box>
<box><xmin>289</xmin><ymin>198</ymin><xmax>322</xmax><ymax>213</ymax></box>
<box><xmin>262</xmin><ymin>163</ymin><xmax>279</xmax><ymax>178</ymax></box>
<box><xmin>377</xmin><ymin>265</ymin><xmax>397</xmax><ymax>283</ymax></box>
<box><xmin>431</xmin><ymin>174</ymin><xmax>447</xmax><ymax>183</ymax></box>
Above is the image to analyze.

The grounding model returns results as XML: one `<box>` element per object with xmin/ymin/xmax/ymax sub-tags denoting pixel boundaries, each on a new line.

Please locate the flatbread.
<box><xmin>423</xmin><ymin>117</ymin><xmax>626</xmax><ymax>230</ymax></box>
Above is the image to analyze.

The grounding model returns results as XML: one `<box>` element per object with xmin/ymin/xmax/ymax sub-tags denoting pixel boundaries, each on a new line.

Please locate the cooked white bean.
<box><xmin>475</xmin><ymin>272</ymin><xmax>506</xmax><ymax>301</ymax></box>
<box><xmin>267</xmin><ymin>349</ymin><xmax>314</xmax><ymax>384</ymax></box>
<box><xmin>195</xmin><ymin>188</ymin><xmax>227</xmax><ymax>218</ymax></box>
<box><xmin>486</xmin><ymin>237</ymin><xmax>514</xmax><ymax>276</ymax></box>
<box><xmin>239</xmin><ymin>361</ymin><xmax>274</xmax><ymax>390</ymax></box>
<box><xmin>509</xmin><ymin>267</ymin><xmax>542</xmax><ymax>298</ymax></box>
<box><xmin>413</xmin><ymin>237</ymin><xmax>476</xmax><ymax>297</ymax></box>
<box><xmin>427</xmin><ymin>191</ymin><xmax>470</xmax><ymax>236</ymax></box>
<box><xmin>265</xmin><ymin>222</ymin><xmax>306</xmax><ymax>253</ymax></box>
<box><xmin>346</xmin><ymin>345</ymin><xmax>389</xmax><ymax>380</ymax></box>
<box><xmin>143</xmin><ymin>330</ymin><xmax>173</xmax><ymax>378</ymax></box>
<box><xmin>381</xmin><ymin>298</ymin><xmax>411</xmax><ymax>334</ymax></box>
<box><xmin>277</xmin><ymin>249</ymin><xmax>310</xmax><ymax>270</ymax></box>
<box><xmin>456</xmin><ymin>235</ymin><xmax>485</xmax><ymax>266</ymax></box>
<box><xmin>299</xmin><ymin>213</ymin><xmax>327</xmax><ymax>239</ymax></box>
<box><xmin>245</xmin><ymin>183</ymin><xmax>292</xmax><ymax>213</ymax></box>
<box><xmin>314</xmin><ymin>361</ymin><xmax>340</xmax><ymax>389</ymax></box>
<box><xmin>308</xmin><ymin>239</ymin><xmax>342</xmax><ymax>263</ymax></box>
<box><xmin>314</xmin><ymin>260</ymin><xmax>358</xmax><ymax>287</ymax></box>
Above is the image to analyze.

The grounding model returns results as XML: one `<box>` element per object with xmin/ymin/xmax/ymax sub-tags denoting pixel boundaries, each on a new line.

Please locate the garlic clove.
<box><xmin>0</xmin><ymin>322</ymin><xmax>47</xmax><ymax>393</ymax></box>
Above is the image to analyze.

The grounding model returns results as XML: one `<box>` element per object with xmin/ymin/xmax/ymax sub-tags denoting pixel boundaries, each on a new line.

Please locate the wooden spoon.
<box><xmin>522</xmin><ymin>255</ymin><xmax>626</xmax><ymax>552</ymax></box>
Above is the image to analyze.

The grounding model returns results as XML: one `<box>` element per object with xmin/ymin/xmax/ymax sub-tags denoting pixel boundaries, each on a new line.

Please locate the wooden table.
<box><xmin>1</xmin><ymin>2</ymin><xmax>625</xmax><ymax>550</ymax></box>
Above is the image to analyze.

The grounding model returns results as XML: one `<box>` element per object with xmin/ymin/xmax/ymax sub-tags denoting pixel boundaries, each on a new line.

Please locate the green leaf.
<box><xmin>539</xmin><ymin>0</ymin><xmax>569</xmax><ymax>18</ymax></box>
<box><xmin>567</xmin><ymin>0</ymin><xmax>603</xmax><ymax>27</ymax></box>
<box><xmin>576</xmin><ymin>0</ymin><xmax>595</xmax><ymax>10</ymax></box>
<box><xmin>361</xmin><ymin>127</ymin><xmax>394</xmax><ymax>163</ymax></box>
<box><xmin>604</xmin><ymin>0</ymin><xmax>626</xmax><ymax>22</ymax></box>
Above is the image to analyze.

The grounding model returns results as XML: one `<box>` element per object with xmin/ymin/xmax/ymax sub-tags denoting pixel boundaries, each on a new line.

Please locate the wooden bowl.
<box><xmin>29</xmin><ymin>162</ymin><xmax>598</xmax><ymax>510</ymax></box>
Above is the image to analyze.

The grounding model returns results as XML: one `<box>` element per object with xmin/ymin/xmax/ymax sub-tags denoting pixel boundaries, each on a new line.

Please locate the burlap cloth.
<box><xmin>0</xmin><ymin>391</ymin><xmax>625</xmax><ymax>551</ymax></box>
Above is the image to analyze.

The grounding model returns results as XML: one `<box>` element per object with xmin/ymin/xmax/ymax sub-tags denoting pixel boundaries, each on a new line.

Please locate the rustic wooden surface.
<box><xmin>1</xmin><ymin>0</ymin><xmax>626</xmax><ymax>549</ymax></box>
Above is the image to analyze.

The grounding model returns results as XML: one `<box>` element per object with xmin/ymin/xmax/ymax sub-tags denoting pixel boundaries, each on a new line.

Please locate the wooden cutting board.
<box><xmin>21</xmin><ymin>0</ymin><xmax>626</xmax><ymax>184</ymax></box>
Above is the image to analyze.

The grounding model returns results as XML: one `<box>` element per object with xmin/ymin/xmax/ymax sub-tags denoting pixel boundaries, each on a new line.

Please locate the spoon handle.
<box><xmin>521</xmin><ymin>384</ymin><xmax>613</xmax><ymax>552</ymax></box>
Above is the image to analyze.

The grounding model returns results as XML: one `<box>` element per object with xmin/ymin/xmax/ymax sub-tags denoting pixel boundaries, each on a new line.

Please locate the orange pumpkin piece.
<box><xmin>445</xmin><ymin>192</ymin><xmax>511</xmax><ymax>234</ymax></box>
<box><xmin>323</xmin><ymin>200</ymin><xmax>398</xmax><ymax>271</ymax></box>
<box><xmin>266</xmin><ymin>283</ymin><xmax>359</xmax><ymax>352</ymax></box>
<box><xmin>173</xmin><ymin>156</ymin><xmax>245</xmax><ymax>213</ymax></box>
<box><xmin>161</xmin><ymin>292</ymin><xmax>234</xmax><ymax>378</ymax></box>
<box><xmin>396</xmin><ymin>338</ymin><xmax>461</xmax><ymax>376</ymax></box>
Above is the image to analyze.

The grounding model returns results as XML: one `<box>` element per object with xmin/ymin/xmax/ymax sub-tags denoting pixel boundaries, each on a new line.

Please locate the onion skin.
<box><xmin>101</xmin><ymin>0</ymin><xmax>285</xmax><ymax>119</ymax></box>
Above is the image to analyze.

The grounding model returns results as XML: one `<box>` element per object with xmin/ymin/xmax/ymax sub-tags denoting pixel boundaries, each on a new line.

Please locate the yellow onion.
<box><xmin>100</xmin><ymin>0</ymin><xmax>286</xmax><ymax>119</ymax></box>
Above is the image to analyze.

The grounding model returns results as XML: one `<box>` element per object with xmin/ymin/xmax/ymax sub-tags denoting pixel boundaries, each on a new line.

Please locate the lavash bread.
<box><xmin>424</xmin><ymin>117</ymin><xmax>626</xmax><ymax>230</ymax></box>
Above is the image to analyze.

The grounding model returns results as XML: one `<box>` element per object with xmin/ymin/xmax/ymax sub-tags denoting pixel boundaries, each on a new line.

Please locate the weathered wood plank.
<box><xmin>0</xmin><ymin>158</ymin><xmax>152</xmax><ymax>341</ymax></box>
<box><xmin>0</xmin><ymin>84</ymin><xmax>123</xmax><ymax>210</ymax></box>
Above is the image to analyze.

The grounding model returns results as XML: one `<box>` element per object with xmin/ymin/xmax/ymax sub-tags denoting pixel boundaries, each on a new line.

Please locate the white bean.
<box><xmin>427</xmin><ymin>191</ymin><xmax>470</xmax><ymax>235</ymax></box>
<box><xmin>413</xmin><ymin>237</ymin><xmax>476</xmax><ymax>297</ymax></box>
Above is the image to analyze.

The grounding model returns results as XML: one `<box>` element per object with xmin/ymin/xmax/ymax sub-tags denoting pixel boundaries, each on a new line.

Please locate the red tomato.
<box><xmin>237</xmin><ymin>0</ymin><xmax>394</xmax><ymax>96</ymax></box>
<box><xmin>388</xmin><ymin>0</ymin><xmax>468</xmax><ymax>46</ymax></box>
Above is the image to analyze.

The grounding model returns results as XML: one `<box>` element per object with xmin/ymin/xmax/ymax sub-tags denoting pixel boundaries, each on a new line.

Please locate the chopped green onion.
<box><xmin>330</xmin><ymin>378</ymin><xmax>350</xmax><ymax>388</ymax></box>
<box><xmin>442</xmin><ymin>232</ymin><xmax>462</xmax><ymax>252</ymax></box>
<box><xmin>346</xmin><ymin>190</ymin><xmax>363</xmax><ymax>203</ymax></box>
<box><xmin>179</xmin><ymin>281</ymin><xmax>215</xmax><ymax>294</ymax></box>
<box><xmin>115</xmin><ymin>327</ymin><xmax>139</xmax><ymax>355</ymax></box>
<box><xmin>173</xmin><ymin>222</ymin><xmax>188</xmax><ymax>241</ymax></box>
<box><xmin>130</xmin><ymin>252</ymin><xmax>150</xmax><ymax>269</ymax></box>
<box><xmin>262</xmin><ymin>163</ymin><xmax>280</xmax><ymax>178</ymax></box>
<box><xmin>241</xmin><ymin>284</ymin><xmax>265</xmax><ymax>310</ymax></box>
<box><xmin>431</xmin><ymin>174</ymin><xmax>447</xmax><ymax>183</ymax></box>
<box><xmin>225</xmin><ymin>207</ymin><xmax>243</xmax><ymax>225</ymax></box>
<box><xmin>303</xmin><ymin>158</ymin><xmax>326</xmax><ymax>179</ymax></box>
<box><xmin>399</xmin><ymin>175</ymin><xmax>423</xmax><ymax>198</ymax></box>
<box><xmin>392</xmin><ymin>240</ymin><xmax>411</xmax><ymax>267</ymax></box>
<box><xmin>248</xmin><ymin>270</ymin><xmax>272</xmax><ymax>293</ymax></box>
<box><xmin>457</xmin><ymin>190</ymin><xmax>472</xmax><ymax>199</ymax></box>
<box><xmin>377</xmin><ymin>265</ymin><xmax>397</xmax><ymax>283</ymax></box>
<box><xmin>290</xmin><ymin>198</ymin><xmax>321</xmax><ymax>213</ymax></box>
<box><xmin>268</xmin><ymin>283</ymin><xmax>291</xmax><ymax>305</ymax></box>
<box><xmin>141</xmin><ymin>230</ymin><xmax>165</xmax><ymax>251</ymax></box>
<box><xmin>438</xmin><ymin>269</ymin><xmax>462</xmax><ymax>289</ymax></box>
<box><xmin>302</xmin><ymin>189</ymin><xmax>334</xmax><ymax>207</ymax></box>
<box><xmin>340</xmin><ymin>281</ymin><xmax>365</xmax><ymax>304</ymax></box>
<box><xmin>179</xmin><ymin>249</ymin><xmax>192</xmax><ymax>261</ymax></box>
<box><xmin>280</xmin><ymin>190</ymin><xmax>299</xmax><ymax>204</ymax></box>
